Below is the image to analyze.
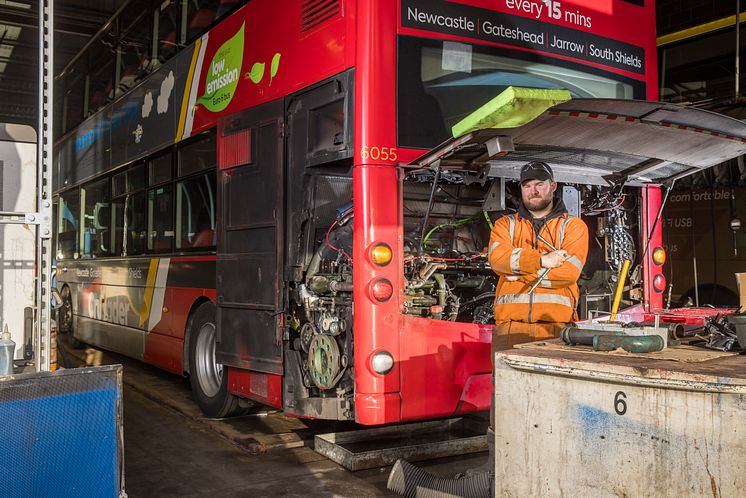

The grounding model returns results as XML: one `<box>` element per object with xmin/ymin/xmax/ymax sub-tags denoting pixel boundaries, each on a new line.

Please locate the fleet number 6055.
<box><xmin>360</xmin><ymin>146</ymin><xmax>397</xmax><ymax>162</ymax></box>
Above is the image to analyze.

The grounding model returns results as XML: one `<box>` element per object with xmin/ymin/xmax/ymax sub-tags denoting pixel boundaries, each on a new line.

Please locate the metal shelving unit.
<box><xmin>0</xmin><ymin>0</ymin><xmax>54</xmax><ymax>372</ymax></box>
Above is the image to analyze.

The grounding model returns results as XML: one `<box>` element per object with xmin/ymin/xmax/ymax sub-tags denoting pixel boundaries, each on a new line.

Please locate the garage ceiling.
<box><xmin>0</xmin><ymin>0</ymin><xmax>117</xmax><ymax>132</ymax></box>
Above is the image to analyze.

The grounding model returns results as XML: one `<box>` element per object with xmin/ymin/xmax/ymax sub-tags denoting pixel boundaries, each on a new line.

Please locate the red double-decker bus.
<box><xmin>54</xmin><ymin>0</ymin><xmax>746</xmax><ymax>424</ymax></box>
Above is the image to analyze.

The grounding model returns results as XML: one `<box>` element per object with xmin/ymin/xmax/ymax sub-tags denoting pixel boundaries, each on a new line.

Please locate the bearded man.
<box><xmin>488</xmin><ymin>160</ymin><xmax>588</xmax><ymax>351</ymax></box>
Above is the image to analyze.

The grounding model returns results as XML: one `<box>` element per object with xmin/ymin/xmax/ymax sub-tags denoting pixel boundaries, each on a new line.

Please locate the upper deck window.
<box><xmin>397</xmin><ymin>36</ymin><xmax>643</xmax><ymax>149</ymax></box>
<box><xmin>88</xmin><ymin>41</ymin><xmax>115</xmax><ymax>116</ymax></box>
<box><xmin>157</xmin><ymin>0</ymin><xmax>181</xmax><ymax>65</ymax></box>
<box><xmin>117</xmin><ymin>0</ymin><xmax>154</xmax><ymax>95</ymax></box>
<box><xmin>186</xmin><ymin>0</ymin><xmax>219</xmax><ymax>43</ymax></box>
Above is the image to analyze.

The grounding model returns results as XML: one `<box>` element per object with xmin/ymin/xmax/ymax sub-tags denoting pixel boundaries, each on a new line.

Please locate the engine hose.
<box><xmin>306</xmin><ymin>223</ymin><xmax>353</xmax><ymax>281</ymax></box>
<box><xmin>593</xmin><ymin>334</ymin><xmax>665</xmax><ymax>353</ymax></box>
<box><xmin>423</xmin><ymin>216</ymin><xmax>475</xmax><ymax>246</ymax></box>
<box><xmin>387</xmin><ymin>459</ymin><xmax>492</xmax><ymax>498</ymax></box>
<box><xmin>560</xmin><ymin>327</ymin><xmax>627</xmax><ymax>346</ymax></box>
<box><xmin>433</xmin><ymin>273</ymin><xmax>447</xmax><ymax>308</ymax></box>
<box><xmin>482</xmin><ymin>210</ymin><xmax>493</xmax><ymax>230</ymax></box>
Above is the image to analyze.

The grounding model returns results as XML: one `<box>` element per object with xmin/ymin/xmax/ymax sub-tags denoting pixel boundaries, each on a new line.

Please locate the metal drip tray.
<box><xmin>314</xmin><ymin>417</ymin><xmax>487</xmax><ymax>471</ymax></box>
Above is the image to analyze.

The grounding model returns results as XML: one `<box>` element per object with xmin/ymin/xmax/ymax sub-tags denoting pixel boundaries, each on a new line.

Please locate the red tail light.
<box><xmin>370</xmin><ymin>278</ymin><xmax>393</xmax><ymax>302</ymax></box>
<box><xmin>653</xmin><ymin>274</ymin><xmax>666</xmax><ymax>293</ymax></box>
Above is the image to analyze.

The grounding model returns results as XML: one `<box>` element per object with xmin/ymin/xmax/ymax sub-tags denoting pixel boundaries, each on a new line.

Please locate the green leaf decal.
<box><xmin>270</xmin><ymin>52</ymin><xmax>281</xmax><ymax>83</ymax></box>
<box><xmin>247</xmin><ymin>62</ymin><xmax>265</xmax><ymax>84</ymax></box>
<box><xmin>196</xmin><ymin>23</ymin><xmax>244</xmax><ymax>113</ymax></box>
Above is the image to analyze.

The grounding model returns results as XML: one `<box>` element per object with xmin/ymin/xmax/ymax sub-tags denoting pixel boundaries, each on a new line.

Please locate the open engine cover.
<box><xmin>410</xmin><ymin>99</ymin><xmax>746</xmax><ymax>186</ymax></box>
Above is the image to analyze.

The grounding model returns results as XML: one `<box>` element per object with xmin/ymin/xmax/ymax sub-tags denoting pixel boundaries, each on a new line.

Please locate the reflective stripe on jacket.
<box><xmin>488</xmin><ymin>212</ymin><xmax>589</xmax><ymax>323</ymax></box>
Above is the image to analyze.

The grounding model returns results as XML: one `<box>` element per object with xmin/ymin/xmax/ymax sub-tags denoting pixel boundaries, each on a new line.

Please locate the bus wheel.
<box><xmin>58</xmin><ymin>286</ymin><xmax>73</xmax><ymax>335</ymax></box>
<box><xmin>187</xmin><ymin>302</ymin><xmax>240</xmax><ymax>418</ymax></box>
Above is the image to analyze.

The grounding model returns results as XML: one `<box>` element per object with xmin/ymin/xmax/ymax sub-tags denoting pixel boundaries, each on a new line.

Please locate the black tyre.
<box><xmin>58</xmin><ymin>286</ymin><xmax>74</xmax><ymax>335</ymax></box>
<box><xmin>58</xmin><ymin>286</ymin><xmax>85</xmax><ymax>349</ymax></box>
<box><xmin>187</xmin><ymin>302</ymin><xmax>241</xmax><ymax>418</ymax></box>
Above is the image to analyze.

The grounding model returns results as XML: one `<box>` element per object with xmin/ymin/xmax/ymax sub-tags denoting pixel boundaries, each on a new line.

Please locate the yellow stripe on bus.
<box><xmin>176</xmin><ymin>37</ymin><xmax>202</xmax><ymax>142</ymax></box>
<box><xmin>139</xmin><ymin>258</ymin><xmax>160</xmax><ymax>327</ymax></box>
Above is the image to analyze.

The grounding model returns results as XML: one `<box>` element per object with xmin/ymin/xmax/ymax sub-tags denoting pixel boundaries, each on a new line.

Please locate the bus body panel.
<box><xmin>642</xmin><ymin>186</ymin><xmax>665</xmax><ymax>311</ymax></box>
<box><xmin>60</xmin><ymin>256</ymin><xmax>216</xmax><ymax>374</ymax></box>
<box><xmin>228</xmin><ymin>368</ymin><xmax>283</xmax><ymax>409</ymax></box>
<box><xmin>185</xmin><ymin>0</ymin><xmax>355</xmax><ymax>141</ymax></box>
<box><xmin>399</xmin><ymin>316</ymin><xmax>492</xmax><ymax>421</ymax></box>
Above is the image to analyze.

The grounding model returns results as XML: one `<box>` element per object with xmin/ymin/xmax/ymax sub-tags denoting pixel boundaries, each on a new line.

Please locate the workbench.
<box><xmin>493</xmin><ymin>342</ymin><xmax>746</xmax><ymax>497</ymax></box>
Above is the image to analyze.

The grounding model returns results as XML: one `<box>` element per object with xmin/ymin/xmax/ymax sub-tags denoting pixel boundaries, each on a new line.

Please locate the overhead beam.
<box><xmin>0</xmin><ymin>17</ymin><xmax>95</xmax><ymax>38</ymax></box>
<box><xmin>0</xmin><ymin>37</ymin><xmax>78</xmax><ymax>55</ymax></box>
<box><xmin>0</xmin><ymin>9</ymin><xmax>101</xmax><ymax>38</ymax></box>
<box><xmin>0</xmin><ymin>5</ymin><xmax>109</xmax><ymax>29</ymax></box>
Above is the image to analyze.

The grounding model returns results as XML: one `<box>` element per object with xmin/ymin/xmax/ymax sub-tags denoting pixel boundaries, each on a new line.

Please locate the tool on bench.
<box><xmin>560</xmin><ymin>323</ymin><xmax>667</xmax><ymax>353</ymax></box>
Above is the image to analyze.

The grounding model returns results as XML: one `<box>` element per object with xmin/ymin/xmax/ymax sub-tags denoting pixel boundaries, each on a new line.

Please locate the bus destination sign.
<box><xmin>401</xmin><ymin>0</ymin><xmax>646</xmax><ymax>76</ymax></box>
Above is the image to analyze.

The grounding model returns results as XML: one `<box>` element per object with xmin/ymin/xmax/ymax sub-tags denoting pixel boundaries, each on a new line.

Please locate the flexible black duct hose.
<box><xmin>387</xmin><ymin>459</ymin><xmax>492</xmax><ymax>498</ymax></box>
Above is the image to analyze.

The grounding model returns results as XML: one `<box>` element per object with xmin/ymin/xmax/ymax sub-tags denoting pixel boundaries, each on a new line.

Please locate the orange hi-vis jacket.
<box><xmin>488</xmin><ymin>211</ymin><xmax>589</xmax><ymax>324</ymax></box>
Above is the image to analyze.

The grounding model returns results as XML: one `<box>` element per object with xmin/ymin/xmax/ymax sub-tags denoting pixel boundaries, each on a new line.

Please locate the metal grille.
<box><xmin>312</xmin><ymin>175</ymin><xmax>352</xmax><ymax>225</ymax></box>
<box><xmin>301</xmin><ymin>0</ymin><xmax>340</xmax><ymax>33</ymax></box>
<box><xmin>219</xmin><ymin>128</ymin><xmax>252</xmax><ymax>169</ymax></box>
<box><xmin>0</xmin><ymin>365</ymin><xmax>124</xmax><ymax>497</ymax></box>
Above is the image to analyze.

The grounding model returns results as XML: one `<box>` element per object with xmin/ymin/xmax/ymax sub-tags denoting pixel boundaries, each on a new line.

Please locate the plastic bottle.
<box><xmin>0</xmin><ymin>324</ymin><xmax>16</xmax><ymax>376</ymax></box>
<box><xmin>50</xmin><ymin>320</ymin><xmax>57</xmax><ymax>371</ymax></box>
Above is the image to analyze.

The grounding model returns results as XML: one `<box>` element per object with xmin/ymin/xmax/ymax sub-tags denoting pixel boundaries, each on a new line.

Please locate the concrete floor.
<box><xmin>60</xmin><ymin>339</ymin><xmax>486</xmax><ymax>497</ymax></box>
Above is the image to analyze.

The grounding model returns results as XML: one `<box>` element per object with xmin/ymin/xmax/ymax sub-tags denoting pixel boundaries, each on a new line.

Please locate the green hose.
<box><xmin>482</xmin><ymin>210</ymin><xmax>493</xmax><ymax>230</ymax></box>
<box><xmin>423</xmin><ymin>216</ymin><xmax>474</xmax><ymax>245</ymax></box>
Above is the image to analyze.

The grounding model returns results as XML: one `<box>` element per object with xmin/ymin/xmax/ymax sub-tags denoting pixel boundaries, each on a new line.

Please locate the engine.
<box><xmin>288</xmin><ymin>206</ymin><xmax>355</xmax><ymax>412</ymax></box>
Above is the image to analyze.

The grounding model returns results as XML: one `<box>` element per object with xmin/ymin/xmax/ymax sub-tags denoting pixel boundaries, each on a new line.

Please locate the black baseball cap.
<box><xmin>520</xmin><ymin>161</ymin><xmax>554</xmax><ymax>183</ymax></box>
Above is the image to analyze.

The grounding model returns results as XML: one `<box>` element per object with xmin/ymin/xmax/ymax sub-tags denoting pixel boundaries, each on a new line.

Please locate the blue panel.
<box><xmin>0</xmin><ymin>367</ymin><xmax>122</xmax><ymax>497</ymax></box>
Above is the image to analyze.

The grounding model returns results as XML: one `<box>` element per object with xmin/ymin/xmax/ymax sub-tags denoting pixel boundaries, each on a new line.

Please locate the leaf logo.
<box><xmin>245</xmin><ymin>52</ymin><xmax>281</xmax><ymax>85</ymax></box>
<box><xmin>197</xmin><ymin>23</ymin><xmax>244</xmax><ymax>113</ymax></box>
<box><xmin>270</xmin><ymin>53</ymin><xmax>281</xmax><ymax>84</ymax></box>
<box><xmin>248</xmin><ymin>62</ymin><xmax>264</xmax><ymax>84</ymax></box>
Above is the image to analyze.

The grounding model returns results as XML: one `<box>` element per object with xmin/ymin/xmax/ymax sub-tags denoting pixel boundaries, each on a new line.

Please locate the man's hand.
<box><xmin>541</xmin><ymin>250</ymin><xmax>569</xmax><ymax>269</ymax></box>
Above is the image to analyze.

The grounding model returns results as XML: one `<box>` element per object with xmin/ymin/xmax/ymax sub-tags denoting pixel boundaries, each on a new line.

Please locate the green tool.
<box><xmin>593</xmin><ymin>334</ymin><xmax>665</xmax><ymax>353</ymax></box>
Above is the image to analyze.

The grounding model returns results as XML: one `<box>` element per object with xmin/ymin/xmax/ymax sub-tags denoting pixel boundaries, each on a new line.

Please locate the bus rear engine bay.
<box><xmin>286</xmin><ymin>170</ymin><xmax>643</xmax><ymax>415</ymax></box>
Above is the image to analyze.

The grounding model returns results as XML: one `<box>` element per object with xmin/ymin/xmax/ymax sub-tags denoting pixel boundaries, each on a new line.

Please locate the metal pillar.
<box><xmin>737</xmin><ymin>0</ymin><xmax>741</xmax><ymax>98</ymax></box>
<box><xmin>35</xmin><ymin>0</ymin><xmax>54</xmax><ymax>372</ymax></box>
